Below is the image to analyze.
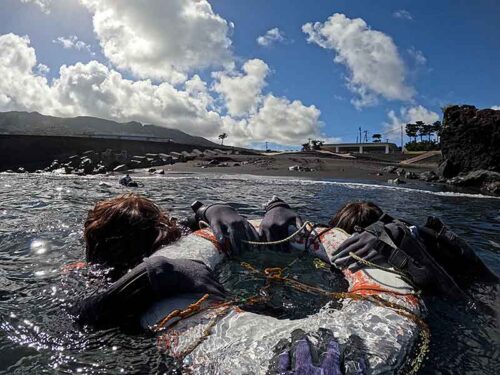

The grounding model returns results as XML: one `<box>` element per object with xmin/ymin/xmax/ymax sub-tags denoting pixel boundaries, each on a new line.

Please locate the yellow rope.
<box><xmin>156</xmin><ymin>223</ymin><xmax>429</xmax><ymax>373</ymax></box>
<box><xmin>198</xmin><ymin>220</ymin><xmax>313</xmax><ymax>246</ymax></box>
<box><xmin>243</xmin><ymin>221</ymin><xmax>312</xmax><ymax>245</ymax></box>
<box><xmin>239</xmin><ymin>261</ymin><xmax>429</xmax><ymax>375</ymax></box>
<box><xmin>153</xmin><ymin>294</ymin><xmax>211</xmax><ymax>332</ymax></box>
<box><xmin>156</xmin><ymin>262</ymin><xmax>429</xmax><ymax>374</ymax></box>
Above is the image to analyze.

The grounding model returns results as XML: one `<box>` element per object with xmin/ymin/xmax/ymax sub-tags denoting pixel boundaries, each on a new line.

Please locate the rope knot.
<box><xmin>264</xmin><ymin>267</ymin><xmax>283</xmax><ymax>279</ymax></box>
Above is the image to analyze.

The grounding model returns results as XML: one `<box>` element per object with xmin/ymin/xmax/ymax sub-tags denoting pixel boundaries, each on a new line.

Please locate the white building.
<box><xmin>322</xmin><ymin>142</ymin><xmax>398</xmax><ymax>154</ymax></box>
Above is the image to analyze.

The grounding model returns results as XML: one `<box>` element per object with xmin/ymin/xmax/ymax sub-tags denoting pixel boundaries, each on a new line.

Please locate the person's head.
<box><xmin>84</xmin><ymin>193</ymin><xmax>180</xmax><ymax>277</ymax></box>
<box><xmin>329</xmin><ymin>201</ymin><xmax>383</xmax><ymax>234</ymax></box>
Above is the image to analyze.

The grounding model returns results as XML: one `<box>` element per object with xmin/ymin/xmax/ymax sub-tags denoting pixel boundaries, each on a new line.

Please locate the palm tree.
<box><xmin>372</xmin><ymin>133</ymin><xmax>382</xmax><ymax>143</ymax></box>
<box><xmin>218</xmin><ymin>133</ymin><xmax>227</xmax><ymax>145</ymax></box>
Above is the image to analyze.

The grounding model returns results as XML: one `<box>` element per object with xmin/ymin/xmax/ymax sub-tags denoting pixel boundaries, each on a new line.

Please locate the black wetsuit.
<box><xmin>74</xmin><ymin>256</ymin><xmax>225</xmax><ymax>330</ymax></box>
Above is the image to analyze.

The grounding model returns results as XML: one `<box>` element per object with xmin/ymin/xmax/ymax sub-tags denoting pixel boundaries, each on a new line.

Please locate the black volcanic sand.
<box><xmin>131</xmin><ymin>153</ymin><xmax>436</xmax><ymax>184</ymax></box>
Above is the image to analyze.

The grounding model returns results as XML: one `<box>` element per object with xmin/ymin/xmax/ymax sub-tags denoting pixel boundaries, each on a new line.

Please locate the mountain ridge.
<box><xmin>0</xmin><ymin>111</ymin><xmax>218</xmax><ymax>147</ymax></box>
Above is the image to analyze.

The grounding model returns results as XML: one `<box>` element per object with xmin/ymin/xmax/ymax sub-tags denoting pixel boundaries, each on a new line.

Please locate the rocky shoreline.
<box><xmin>4</xmin><ymin>147</ymin><xmax>243</xmax><ymax>176</ymax></box>
<box><xmin>436</xmin><ymin>105</ymin><xmax>500</xmax><ymax>195</ymax></box>
<box><xmin>4</xmin><ymin>149</ymin><xmax>499</xmax><ymax>196</ymax></box>
<box><xmin>4</xmin><ymin>105</ymin><xmax>499</xmax><ymax>195</ymax></box>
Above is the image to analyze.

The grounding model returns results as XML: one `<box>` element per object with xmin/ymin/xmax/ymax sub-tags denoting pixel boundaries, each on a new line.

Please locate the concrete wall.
<box><xmin>0</xmin><ymin>134</ymin><xmax>210</xmax><ymax>170</ymax></box>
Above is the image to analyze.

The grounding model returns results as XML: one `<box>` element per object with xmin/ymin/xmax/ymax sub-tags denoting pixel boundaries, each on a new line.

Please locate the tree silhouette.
<box><xmin>432</xmin><ymin>121</ymin><xmax>442</xmax><ymax>142</ymax></box>
<box><xmin>421</xmin><ymin>124</ymin><xmax>434</xmax><ymax>141</ymax></box>
<box><xmin>416</xmin><ymin>121</ymin><xmax>426</xmax><ymax>142</ymax></box>
<box><xmin>218</xmin><ymin>133</ymin><xmax>227</xmax><ymax>145</ymax></box>
<box><xmin>302</xmin><ymin>139</ymin><xmax>323</xmax><ymax>151</ymax></box>
<box><xmin>372</xmin><ymin>133</ymin><xmax>382</xmax><ymax>143</ymax></box>
<box><xmin>405</xmin><ymin>123</ymin><xmax>419</xmax><ymax>143</ymax></box>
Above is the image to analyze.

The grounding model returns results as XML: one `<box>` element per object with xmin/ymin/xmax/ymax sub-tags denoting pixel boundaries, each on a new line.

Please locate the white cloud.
<box><xmin>383</xmin><ymin>105</ymin><xmax>440</xmax><ymax>142</ymax></box>
<box><xmin>491</xmin><ymin>106</ymin><xmax>500</xmax><ymax>110</ymax></box>
<box><xmin>303</xmin><ymin>13</ymin><xmax>414</xmax><ymax>108</ymax></box>
<box><xmin>222</xmin><ymin>95</ymin><xmax>323</xmax><ymax>146</ymax></box>
<box><xmin>212</xmin><ymin>59</ymin><xmax>269</xmax><ymax>117</ymax></box>
<box><xmin>213</xmin><ymin>59</ymin><xmax>325</xmax><ymax>146</ymax></box>
<box><xmin>0</xmin><ymin>33</ymin><xmax>221</xmax><ymax>136</ymax></box>
<box><xmin>257</xmin><ymin>28</ymin><xmax>286</xmax><ymax>47</ymax></box>
<box><xmin>0</xmin><ymin>33</ymin><xmax>324</xmax><ymax>147</ymax></box>
<box><xmin>36</xmin><ymin>63</ymin><xmax>50</xmax><ymax>75</ymax></box>
<box><xmin>53</xmin><ymin>36</ymin><xmax>94</xmax><ymax>55</ymax></box>
<box><xmin>20</xmin><ymin>0</ymin><xmax>52</xmax><ymax>14</ymax></box>
<box><xmin>79</xmin><ymin>0</ymin><xmax>234</xmax><ymax>83</ymax></box>
<box><xmin>407</xmin><ymin>47</ymin><xmax>427</xmax><ymax>65</ymax></box>
<box><xmin>0</xmin><ymin>34</ymin><xmax>55</xmax><ymax>111</ymax></box>
<box><xmin>393</xmin><ymin>10</ymin><xmax>413</xmax><ymax>21</ymax></box>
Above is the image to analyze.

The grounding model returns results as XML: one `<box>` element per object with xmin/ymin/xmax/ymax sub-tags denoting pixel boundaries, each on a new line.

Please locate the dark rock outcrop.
<box><xmin>405</xmin><ymin>171</ymin><xmax>418</xmax><ymax>179</ymax></box>
<box><xmin>395</xmin><ymin>167</ymin><xmax>406</xmax><ymax>176</ymax></box>
<box><xmin>447</xmin><ymin>170</ymin><xmax>500</xmax><ymax>194</ymax></box>
<box><xmin>388</xmin><ymin>178</ymin><xmax>405</xmax><ymax>185</ymax></box>
<box><xmin>439</xmin><ymin>105</ymin><xmax>500</xmax><ymax>178</ymax></box>
<box><xmin>380</xmin><ymin>166</ymin><xmax>398</xmax><ymax>174</ymax></box>
<box><xmin>419</xmin><ymin>171</ymin><xmax>438</xmax><ymax>182</ymax></box>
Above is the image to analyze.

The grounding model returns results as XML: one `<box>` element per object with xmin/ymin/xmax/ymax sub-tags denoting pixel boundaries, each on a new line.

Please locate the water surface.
<box><xmin>0</xmin><ymin>173</ymin><xmax>498</xmax><ymax>374</ymax></box>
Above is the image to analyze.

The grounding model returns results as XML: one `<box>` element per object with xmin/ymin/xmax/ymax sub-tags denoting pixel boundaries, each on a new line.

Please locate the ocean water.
<box><xmin>0</xmin><ymin>173</ymin><xmax>498</xmax><ymax>374</ymax></box>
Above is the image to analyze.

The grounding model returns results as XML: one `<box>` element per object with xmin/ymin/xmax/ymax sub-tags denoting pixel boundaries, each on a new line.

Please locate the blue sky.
<box><xmin>0</xmin><ymin>0</ymin><xmax>499</xmax><ymax>148</ymax></box>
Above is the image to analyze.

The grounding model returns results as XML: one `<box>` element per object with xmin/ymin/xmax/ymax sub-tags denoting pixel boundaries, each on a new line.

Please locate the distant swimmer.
<box><xmin>119</xmin><ymin>174</ymin><xmax>139</xmax><ymax>187</ymax></box>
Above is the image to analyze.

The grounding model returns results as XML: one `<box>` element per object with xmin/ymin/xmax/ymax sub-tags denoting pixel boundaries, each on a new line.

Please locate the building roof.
<box><xmin>323</xmin><ymin>142</ymin><xmax>398</xmax><ymax>147</ymax></box>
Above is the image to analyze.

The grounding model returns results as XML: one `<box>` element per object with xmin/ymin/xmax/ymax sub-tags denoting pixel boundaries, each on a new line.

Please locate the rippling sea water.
<box><xmin>0</xmin><ymin>173</ymin><xmax>498</xmax><ymax>374</ymax></box>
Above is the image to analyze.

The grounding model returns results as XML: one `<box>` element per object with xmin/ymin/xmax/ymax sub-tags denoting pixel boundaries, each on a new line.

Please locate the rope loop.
<box><xmin>263</xmin><ymin>267</ymin><xmax>283</xmax><ymax>279</ymax></box>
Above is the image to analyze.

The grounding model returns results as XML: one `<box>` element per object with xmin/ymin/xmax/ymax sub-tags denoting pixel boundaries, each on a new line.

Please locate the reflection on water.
<box><xmin>0</xmin><ymin>173</ymin><xmax>498</xmax><ymax>374</ymax></box>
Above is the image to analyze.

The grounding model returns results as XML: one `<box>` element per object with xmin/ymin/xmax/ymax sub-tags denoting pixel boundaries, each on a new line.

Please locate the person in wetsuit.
<box><xmin>75</xmin><ymin>194</ymin><xmax>370</xmax><ymax>373</ymax></box>
<box><xmin>75</xmin><ymin>193</ymin><xmax>259</xmax><ymax>329</ymax></box>
<box><xmin>261</xmin><ymin>197</ymin><xmax>498</xmax><ymax>298</ymax></box>
<box><xmin>119</xmin><ymin>174</ymin><xmax>139</xmax><ymax>187</ymax></box>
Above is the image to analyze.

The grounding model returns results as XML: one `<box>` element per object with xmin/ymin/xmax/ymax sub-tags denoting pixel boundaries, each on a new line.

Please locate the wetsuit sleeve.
<box><xmin>384</xmin><ymin>222</ymin><xmax>467</xmax><ymax>298</ymax></box>
<box><xmin>75</xmin><ymin>260</ymin><xmax>156</xmax><ymax>329</ymax></box>
<box><xmin>74</xmin><ymin>257</ymin><xmax>225</xmax><ymax>329</ymax></box>
<box><xmin>417</xmin><ymin>222</ymin><xmax>498</xmax><ymax>286</ymax></box>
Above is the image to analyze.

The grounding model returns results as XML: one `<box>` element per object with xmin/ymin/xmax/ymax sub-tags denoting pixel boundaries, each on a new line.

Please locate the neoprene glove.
<box><xmin>330</xmin><ymin>223</ymin><xmax>467</xmax><ymax>299</ymax></box>
<box><xmin>259</xmin><ymin>196</ymin><xmax>303</xmax><ymax>252</ymax></box>
<box><xmin>277</xmin><ymin>337</ymin><xmax>341</xmax><ymax>375</ymax></box>
<box><xmin>276</xmin><ymin>332</ymin><xmax>366</xmax><ymax>375</ymax></box>
<box><xmin>204</xmin><ymin>204</ymin><xmax>259</xmax><ymax>255</ymax></box>
<box><xmin>331</xmin><ymin>231</ymin><xmax>382</xmax><ymax>271</ymax></box>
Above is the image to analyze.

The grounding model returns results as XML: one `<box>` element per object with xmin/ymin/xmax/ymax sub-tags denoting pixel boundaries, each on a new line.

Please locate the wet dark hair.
<box><xmin>329</xmin><ymin>201</ymin><xmax>383</xmax><ymax>234</ymax></box>
<box><xmin>84</xmin><ymin>193</ymin><xmax>180</xmax><ymax>278</ymax></box>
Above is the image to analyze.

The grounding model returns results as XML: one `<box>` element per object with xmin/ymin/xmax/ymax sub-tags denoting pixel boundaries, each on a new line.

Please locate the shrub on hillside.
<box><xmin>404</xmin><ymin>141</ymin><xmax>440</xmax><ymax>152</ymax></box>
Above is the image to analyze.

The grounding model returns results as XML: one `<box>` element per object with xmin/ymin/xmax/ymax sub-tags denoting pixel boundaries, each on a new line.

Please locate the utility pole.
<box><xmin>265</xmin><ymin>141</ymin><xmax>268</xmax><ymax>151</ymax></box>
<box><xmin>356</xmin><ymin>135</ymin><xmax>358</xmax><ymax>144</ymax></box>
<box><xmin>358</xmin><ymin>127</ymin><xmax>362</xmax><ymax>144</ymax></box>
<box><xmin>400</xmin><ymin>124</ymin><xmax>404</xmax><ymax>153</ymax></box>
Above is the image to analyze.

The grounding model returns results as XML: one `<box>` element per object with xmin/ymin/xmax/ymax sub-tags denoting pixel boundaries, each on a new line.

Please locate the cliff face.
<box><xmin>440</xmin><ymin>105</ymin><xmax>500</xmax><ymax>178</ymax></box>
